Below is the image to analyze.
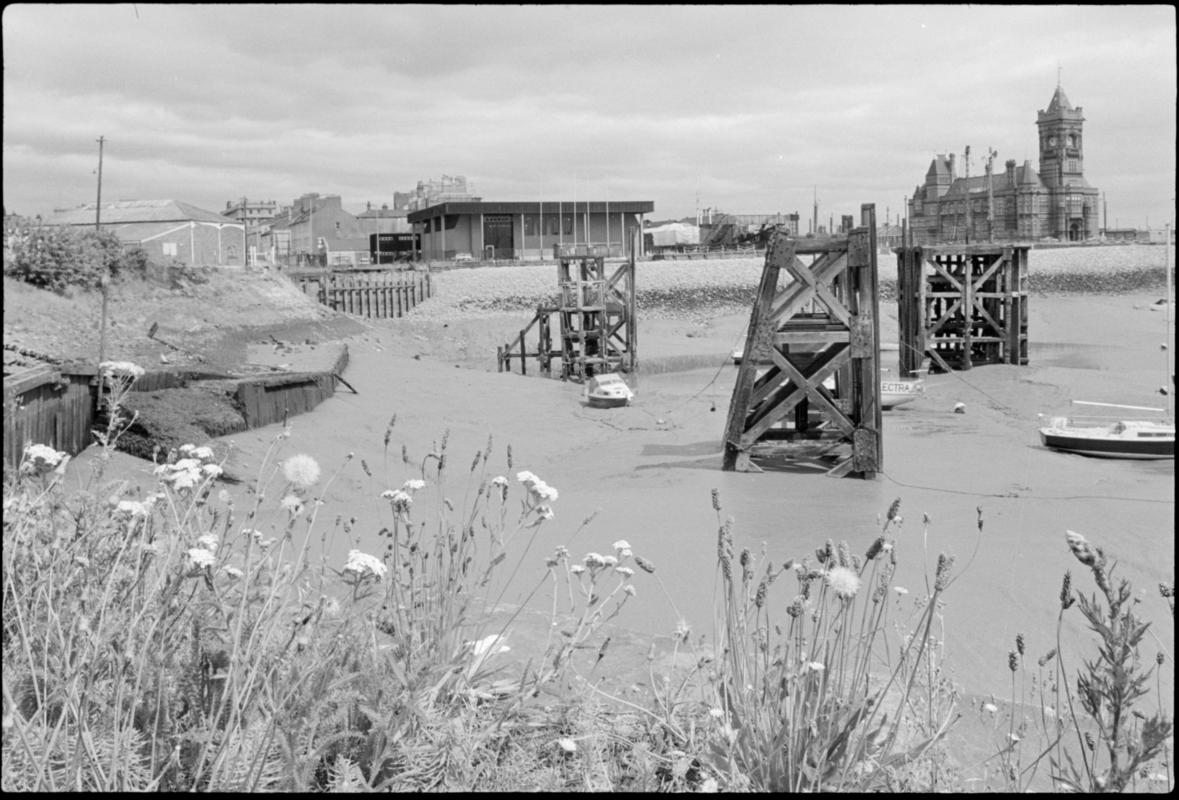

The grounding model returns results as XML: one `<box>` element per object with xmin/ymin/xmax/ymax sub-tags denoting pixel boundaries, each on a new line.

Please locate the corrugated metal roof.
<box><xmin>48</xmin><ymin>199</ymin><xmax>232</xmax><ymax>226</ymax></box>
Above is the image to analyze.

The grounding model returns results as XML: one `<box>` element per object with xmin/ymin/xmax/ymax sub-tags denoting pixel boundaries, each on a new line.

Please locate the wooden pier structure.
<box><xmin>498</xmin><ymin>240</ymin><xmax>637</xmax><ymax>380</ymax></box>
<box><xmin>722</xmin><ymin>204</ymin><xmax>882</xmax><ymax>478</ymax></box>
<box><xmin>895</xmin><ymin>244</ymin><xmax>1029</xmax><ymax>377</ymax></box>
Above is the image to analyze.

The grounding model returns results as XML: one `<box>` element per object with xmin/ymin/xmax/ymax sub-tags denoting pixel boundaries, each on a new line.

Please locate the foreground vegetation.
<box><xmin>2</xmin><ymin>364</ymin><xmax>1173</xmax><ymax>791</ymax></box>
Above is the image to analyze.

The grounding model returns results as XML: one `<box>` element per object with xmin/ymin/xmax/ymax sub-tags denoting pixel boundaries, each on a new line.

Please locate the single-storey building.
<box><xmin>405</xmin><ymin>201</ymin><xmax>655</xmax><ymax>261</ymax></box>
<box><xmin>48</xmin><ymin>199</ymin><xmax>246</xmax><ymax>267</ymax></box>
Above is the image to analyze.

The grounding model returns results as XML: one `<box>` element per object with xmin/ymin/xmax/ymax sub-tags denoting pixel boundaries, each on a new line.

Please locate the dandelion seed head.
<box><xmin>825</xmin><ymin>565</ymin><xmax>861</xmax><ymax>599</ymax></box>
<box><xmin>282</xmin><ymin>454</ymin><xmax>321</xmax><ymax>488</ymax></box>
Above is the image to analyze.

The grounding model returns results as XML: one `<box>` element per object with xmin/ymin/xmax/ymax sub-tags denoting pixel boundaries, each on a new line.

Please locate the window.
<box><xmin>564</xmin><ymin>215</ymin><xmax>574</xmax><ymax>235</ymax></box>
<box><xmin>524</xmin><ymin>215</ymin><xmax>539</xmax><ymax>236</ymax></box>
<box><xmin>162</xmin><ymin>241</ymin><xmax>178</xmax><ymax>257</ymax></box>
<box><xmin>546</xmin><ymin>215</ymin><xmax>561</xmax><ymax>235</ymax></box>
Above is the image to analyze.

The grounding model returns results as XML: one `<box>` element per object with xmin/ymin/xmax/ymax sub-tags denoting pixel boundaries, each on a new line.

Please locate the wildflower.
<box><xmin>569</xmin><ymin>565</ymin><xmax>586</xmax><ymax>575</ymax></box>
<box><xmin>894</xmin><ymin>586</ymin><xmax>909</xmax><ymax>596</ymax></box>
<box><xmin>197</xmin><ymin>533</ymin><xmax>219</xmax><ymax>551</ymax></box>
<box><xmin>222</xmin><ymin>566</ymin><xmax>243</xmax><ymax>579</ymax></box>
<box><xmin>190</xmin><ymin>445</ymin><xmax>215</xmax><ymax>461</ymax></box>
<box><xmin>516</xmin><ymin>470</ymin><xmax>539</xmax><ymax>485</ymax></box>
<box><xmin>634</xmin><ymin>555</ymin><xmax>656</xmax><ymax>574</ymax></box>
<box><xmin>99</xmin><ymin>360</ymin><xmax>145</xmax><ymax>380</ymax></box>
<box><xmin>114</xmin><ymin>499</ymin><xmax>153</xmax><ymax>518</ymax></box>
<box><xmin>982</xmin><ymin>702</ymin><xmax>998</xmax><ymax>714</ymax></box>
<box><xmin>491</xmin><ymin>475</ymin><xmax>508</xmax><ymax>487</ymax></box>
<box><xmin>615</xmin><ymin>566</ymin><xmax>635</xmax><ymax>579</ymax></box>
<box><xmin>21</xmin><ymin>444</ymin><xmax>67</xmax><ymax>475</ymax></box>
<box><xmin>186</xmin><ymin>548</ymin><xmax>215</xmax><ymax>569</ymax></box>
<box><xmin>865</xmin><ymin>536</ymin><xmax>885</xmax><ymax>561</ymax></box>
<box><xmin>674</xmin><ymin>618</ymin><xmax>691</xmax><ymax>642</ymax></box>
<box><xmin>402</xmin><ymin>478</ymin><xmax>426</xmax><ymax>492</ymax></box>
<box><xmin>825</xmin><ymin>565</ymin><xmax>861</xmax><ymax>600</ymax></box>
<box><xmin>1064</xmin><ymin>530</ymin><xmax>1101</xmax><ymax>568</ymax></box>
<box><xmin>600</xmin><ymin>554</ymin><xmax>618</xmax><ymax>568</ymax></box>
<box><xmin>1015</xmin><ymin>633</ymin><xmax>1025</xmax><ymax>657</ymax></box>
<box><xmin>343</xmin><ymin>549</ymin><xmax>387</xmax><ymax>580</ymax></box>
<box><xmin>1059</xmin><ymin>571</ymin><xmax>1076</xmax><ymax>610</ymax></box>
<box><xmin>381</xmin><ymin>488</ymin><xmax>413</xmax><ymax>511</ymax></box>
<box><xmin>700</xmin><ymin>777</ymin><xmax>719</xmax><ymax>793</ymax></box>
<box><xmin>934</xmin><ymin>552</ymin><xmax>955</xmax><ymax>591</ymax></box>
<box><xmin>557</xmin><ymin>737</ymin><xmax>577</xmax><ymax>754</ymax></box>
<box><xmin>201</xmin><ymin>463</ymin><xmax>223</xmax><ymax>478</ymax></box>
<box><xmin>536</xmin><ymin>504</ymin><xmax>554</xmax><ymax>520</ymax></box>
<box><xmin>1008</xmin><ymin>651</ymin><xmax>1019</xmax><ymax>672</ymax></box>
<box><xmin>708</xmin><ymin>707</ymin><xmax>725</xmax><ymax>719</ymax></box>
<box><xmin>282</xmin><ymin>454</ymin><xmax>321</xmax><ymax>488</ymax></box>
<box><xmin>623</xmin><ymin>585</ymin><xmax>636</xmax><ymax>597</ymax></box>
<box><xmin>1038</xmin><ymin>649</ymin><xmax>1057</xmax><ymax>667</ymax></box>
<box><xmin>612</xmin><ymin>539</ymin><xmax>632</xmax><ymax>552</ymax></box>
<box><xmin>584</xmin><ymin>553</ymin><xmax>607</xmax><ymax>569</ymax></box>
<box><xmin>886</xmin><ymin>497</ymin><xmax>902</xmax><ymax>522</ymax></box>
<box><xmin>280</xmin><ymin>494</ymin><xmax>305</xmax><ymax>516</ymax></box>
<box><xmin>807</xmin><ymin>661</ymin><xmax>825</xmax><ymax>672</ymax></box>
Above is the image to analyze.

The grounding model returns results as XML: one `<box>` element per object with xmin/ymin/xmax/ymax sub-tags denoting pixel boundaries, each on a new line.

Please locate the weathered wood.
<box><xmin>723</xmin><ymin>205</ymin><xmax>881</xmax><ymax>478</ymax></box>
<box><xmin>3</xmin><ymin>370</ymin><xmax>97</xmax><ymax>468</ymax></box>
<box><xmin>295</xmin><ymin>269</ymin><xmax>430</xmax><ymax>319</ymax></box>
<box><xmin>895</xmin><ymin>244</ymin><xmax>1030</xmax><ymax>375</ymax></box>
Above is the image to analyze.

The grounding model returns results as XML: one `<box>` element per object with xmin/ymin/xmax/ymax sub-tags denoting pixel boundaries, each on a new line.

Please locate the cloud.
<box><xmin>2</xmin><ymin>4</ymin><xmax>1174</xmax><ymax>226</ymax></box>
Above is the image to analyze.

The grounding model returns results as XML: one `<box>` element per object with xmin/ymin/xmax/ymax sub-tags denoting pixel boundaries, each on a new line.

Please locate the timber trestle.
<box><xmin>497</xmin><ymin>241</ymin><xmax>637</xmax><ymax>381</ymax></box>
<box><xmin>895</xmin><ymin>244</ymin><xmax>1029</xmax><ymax>377</ymax></box>
<box><xmin>723</xmin><ymin>204</ymin><xmax>882</xmax><ymax>478</ymax></box>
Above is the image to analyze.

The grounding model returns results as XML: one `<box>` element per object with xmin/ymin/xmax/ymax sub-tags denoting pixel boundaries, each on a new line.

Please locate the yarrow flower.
<box><xmin>114</xmin><ymin>498</ymin><xmax>155</xmax><ymax>518</ymax></box>
<box><xmin>381</xmin><ymin>488</ymin><xmax>413</xmax><ymax>511</ymax></box>
<box><xmin>197</xmin><ymin>533</ymin><xmax>219</xmax><ymax>551</ymax></box>
<box><xmin>180</xmin><ymin>444</ymin><xmax>216</xmax><ymax>462</ymax></box>
<box><xmin>282</xmin><ymin>454</ymin><xmax>321</xmax><ymax>488</ymax></box>
<box><xmin>280</xmin><ymin>494</ymin><xmax>305</xmax><ymax>515</ymax></box>
<box><xmin>21</xmin><ymin>444</ymin><xmax>68</xmax><ymax>475</ymax></box>
<box><xmin>825</xmin><ymin>565</ymin><xmax>861</xmax><ymax>600</ymax></box>
<box><xmin>806</xmin><ymin>661</ymin><xmax>826</xmax><ymax>672</ymax></box>
<box><xmin>517</xmin><ymin>470</ymin><xmax>558</xmax><ymax>504</ymax></box>
<box><xmin>343</xmin><ymin>549</ymin><xmax>387</xmax><ymax>581</ymax></box>
<box><xmin>185</xmin><ymin>548</ymin><xmax>216</xmax><ymax>569</ymax></box>
<box><xmin>612</xmin><ymin>539</ymin><xmax>632</xmax><ymax>552</ymax></box>
<box><xmin>402</xmin><ymin>478</ymin><xmax>426</xmax><ymax>492</ymax></box>
<box><xmin>155</xmin><ymin>458</ymin><xmax>205</xmax><ymax>491</ymax></box>
<box><xmin>99</xmin><ymin>361</ymin><xmax>145</xmax><ymax>380</ymax></box>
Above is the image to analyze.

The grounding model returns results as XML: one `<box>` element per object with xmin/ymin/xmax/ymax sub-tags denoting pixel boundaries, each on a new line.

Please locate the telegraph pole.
<box><xmin>964</xmin><ymin>145</ymin><xmax>971</xmax><ymax>244</ymax></box>
<box><xmin>96</xmin><ymin>135</ymin><xmax>110</xmax><ymax>371</ymax></box>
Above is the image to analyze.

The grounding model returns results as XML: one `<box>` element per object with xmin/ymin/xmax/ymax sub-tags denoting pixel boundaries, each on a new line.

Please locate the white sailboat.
<box><xmin>1038</xmin><ymin>223</ymin><xmax>1175</xmax><ymax>459</ymax></box>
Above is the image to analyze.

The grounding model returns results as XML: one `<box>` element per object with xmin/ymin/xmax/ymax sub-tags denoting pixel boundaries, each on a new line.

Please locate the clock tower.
<box><xmin>1036</xmin><ymin>83</ymin><xmax>1096</xmax><ymax>240</ymax></box>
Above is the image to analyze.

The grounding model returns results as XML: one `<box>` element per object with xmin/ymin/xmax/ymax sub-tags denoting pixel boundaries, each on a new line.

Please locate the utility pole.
<box><xmin>812</xmin><ymin>186</ymin><xmax>818</xmax><ymax>235</ymax></box>
<box><xmin>986</xmin><ymin>147</ymin><xmax>997</xmax><ymax>242</ymax></box>
<box><xmin>964</xmin><ymin>145</ymin><xmax>972</xmax><ymax>244</ymax></box>
<box><xmin>96</xmin><ymin>135</ymin><xmax>109</xmax><ymax>372</ymax></box>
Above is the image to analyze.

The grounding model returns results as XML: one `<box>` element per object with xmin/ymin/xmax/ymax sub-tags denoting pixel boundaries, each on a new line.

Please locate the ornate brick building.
<box><xmin>908</xmin><ymin>84</ymin><xmax>1100</xmax><ymax>244</ymax></box>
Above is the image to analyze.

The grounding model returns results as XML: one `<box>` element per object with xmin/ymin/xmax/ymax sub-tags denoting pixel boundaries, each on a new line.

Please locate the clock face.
<box><xmin>1048</xmin><ymin>136</ymin><xmax>1058</xmax><ymax>147</ymax></box>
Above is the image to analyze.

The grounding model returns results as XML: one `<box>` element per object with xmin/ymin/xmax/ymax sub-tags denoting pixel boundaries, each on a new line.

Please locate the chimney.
<box><xmin>948</xmin><ymin>153</ymin><xmax>956</xmax><ymax>180</ymax></box>
<box><xmin>1006</xmin><ymin>159</ymin><xmax>1016</xmax><ymax>185</ymax></box>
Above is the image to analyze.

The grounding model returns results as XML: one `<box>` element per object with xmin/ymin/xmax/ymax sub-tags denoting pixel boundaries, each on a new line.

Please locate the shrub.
<box><xmin>3</xmin><ymin>224</ymin><xmax>149</xmax><ymax>293</ymax></box>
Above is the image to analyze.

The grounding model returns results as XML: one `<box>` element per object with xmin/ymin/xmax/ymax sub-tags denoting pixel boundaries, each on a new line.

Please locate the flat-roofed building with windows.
<box><xmin>406</xmin><ymin>200</ymin><xmax>654</xmax><ymax>262</ymax></box>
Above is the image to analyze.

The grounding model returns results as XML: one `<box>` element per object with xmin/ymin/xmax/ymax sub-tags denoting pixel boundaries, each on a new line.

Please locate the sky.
<box><xmin>3</xmin><ymin>4</ymin><xmax>1176</xmax><ymax>228</ymax></box>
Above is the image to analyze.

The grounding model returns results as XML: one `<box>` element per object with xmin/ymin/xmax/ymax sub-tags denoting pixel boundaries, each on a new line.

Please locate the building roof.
<box><xmin>925</xmin><ymin>155</ymin><xmax>953</xmax><ymax>182</ymax></box>
<box><xmin>49</xmin><ymin>199</ymin><xmax>233</xmax><ymax>226</ymax></box>
<box><xmin>407</xmin><ymin>200</ymin><xmax>654</xmax><ymax>223</ymax></box>
<box><xmin>1045</xmin><ymin>85</ymin><xmax>1073</xmax><ymax>115</ymax></box>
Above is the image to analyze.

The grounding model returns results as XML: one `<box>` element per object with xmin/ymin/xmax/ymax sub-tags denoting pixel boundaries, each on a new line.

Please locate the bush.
<box><xmin>3</xmin><ymin>225</ymin><xmax>149</xmax><ymax>293</ymax></box>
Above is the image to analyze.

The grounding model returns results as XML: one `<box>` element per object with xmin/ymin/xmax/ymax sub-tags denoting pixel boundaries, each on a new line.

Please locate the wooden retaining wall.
<box><xmin>233</xmin><ymin>346</ymin><xmax>349</xmax><ymax>429</ymax></box>
<box><xmin>294</xmin><ymin>269</ymin><xmax>432</xmax><ymax>318</ymax></box>
<box><xmin>3</xmin><ymin>365</ymin><xmax>97</xmax><ymax>468</ymax></box>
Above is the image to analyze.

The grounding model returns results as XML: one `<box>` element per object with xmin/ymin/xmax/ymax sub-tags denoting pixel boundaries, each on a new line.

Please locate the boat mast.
<box><xmin>1166</xmin><ymin>221</ymin><xmax>1174</xmax><ymax>419</ymax></box>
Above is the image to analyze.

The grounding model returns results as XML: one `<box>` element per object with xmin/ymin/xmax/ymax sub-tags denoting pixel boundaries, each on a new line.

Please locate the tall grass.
<box><xmin>1</xmin><ymin>365</ymin><xmax>641</xmax><ymax>791</ymax></box>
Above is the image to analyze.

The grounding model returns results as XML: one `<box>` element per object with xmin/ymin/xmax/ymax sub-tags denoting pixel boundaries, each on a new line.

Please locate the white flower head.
<box><xmin>282</xmin><ymin>454</ymin><xmax>321</xmax><ymax>488</ymax></box>
<box><xmin>201</xmin><ymin>463</ymin><xmax>223</xmax><ymax>478</ymax></box>
<box><xmin>491</xmin><ymin>475</ymin><xmax>509</xmax><ymax>487</ymax></box>
<box><xmin>115</xmin><ymin>499</ymin><xmax>153</xmax><ymax>518</ymax></box>
<box><xmin>99</xmin><ymin>360</ymin><xmax>145</xmax><ymax>380</ymax></box>
<box><xmin>536</xmin><ymin>504</ymin><xmax>554</xmax><ymax>520</ymax></box>
<box><xmin>197</xmin><ymin>533</ymin><xmax>219</xmax><ymax>551</ymax></box>
<box><xmin>343</xmin><ymin>549</ymin><xmax>387</xmax><ymax>580</ymax></box>
<box><xmin>401</xmin><ymin>478</ymin><xmax>426</xmax><ymax>492</ymax></box>
<box><xmin>982</xmin><ymin>702</ymin><xmax>999</xmax><ymax>714</ymax></box>
<box><xmin>894</xmin><ymin>586</ymin><xmax>909</xmax><ymax>596</ymax></box>
<box><xmin>825</xmin><ymin>565</ymin><xmax>861</xmax><ymax>600</ymax></box>
<box><xmin>569</xmin><ymin>565</ymin><xmax>586</xmax><ymax>575</ymax></box>
<box><xmin>615</xmin><ymin>566</ymin><xmax>635</xmax><ymax>579</ymax></box>
<box><xmin>623</xmin><ymin>585</ymin><xmax>637</xmax><ymax>597</ymax></box>
<box><xmin>807</xmin><ymin>661</ymin><xmax>826</xmax><ymax>673</ymax></box>
<box><xmin>382</xmin><ymin>488</ymin><xmax>413</xmax><ymax>511</ymax></box>
<box><xmin>516</xmin><ymin>470</ymin><xmax>539</xmax><ymax>485</ymax></box>
<box><xmin>185</xmin><ymin>548</ymin><xmax>215</xmax><ymax>569</ymax></box>
<box><xmin>612</xmin><ymin>539</ymin><xmax>632</xmax><ymax>552</ymax></box>
<box><xmin>280</xmin><ymin>494</ymin><xmax>305</xmax><ymax>515</ymax></box>
<box><xmin>21</xmin><ymin>444</ymin><xmax>67</xmax><ymax>475</ymax></box>
<box><xmin>191</xmin><ymin>445</ymin><xmax>215</xmax><ymax>462</ymax></box>
<box><xmin>557</xmin><ymin>737</ymin><xmax>577</xmax><ymax>754</ymax></box>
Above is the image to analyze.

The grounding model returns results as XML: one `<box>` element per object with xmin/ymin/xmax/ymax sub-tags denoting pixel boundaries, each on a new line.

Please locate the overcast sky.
<box><xmin>3</xmin><ymin>4</ymin><xmax>1175</xmax><ymax>228</ymax></box>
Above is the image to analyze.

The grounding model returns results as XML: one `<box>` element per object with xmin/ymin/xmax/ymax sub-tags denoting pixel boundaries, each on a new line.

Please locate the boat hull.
<box><xmin>586</xmin><ymin>395</ymin><xmax>629</xmax><ymax>409</ymax></box>
<box><xmin>1039</xmin><ymin>430</ymin><xmax>1175</xmax><ymax>460</ymax></box>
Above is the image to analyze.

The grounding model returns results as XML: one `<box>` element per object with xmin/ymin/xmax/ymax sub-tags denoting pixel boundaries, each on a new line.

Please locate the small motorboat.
<box><xmin>1039</xmin><ymin>402</ymin><xmax>1175</xmax><ymax>460</ymax></box>
<box><xmin>584</xmin><ymin>373</ymin><xmax>634</xmax><ymax>408</ymax></box>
